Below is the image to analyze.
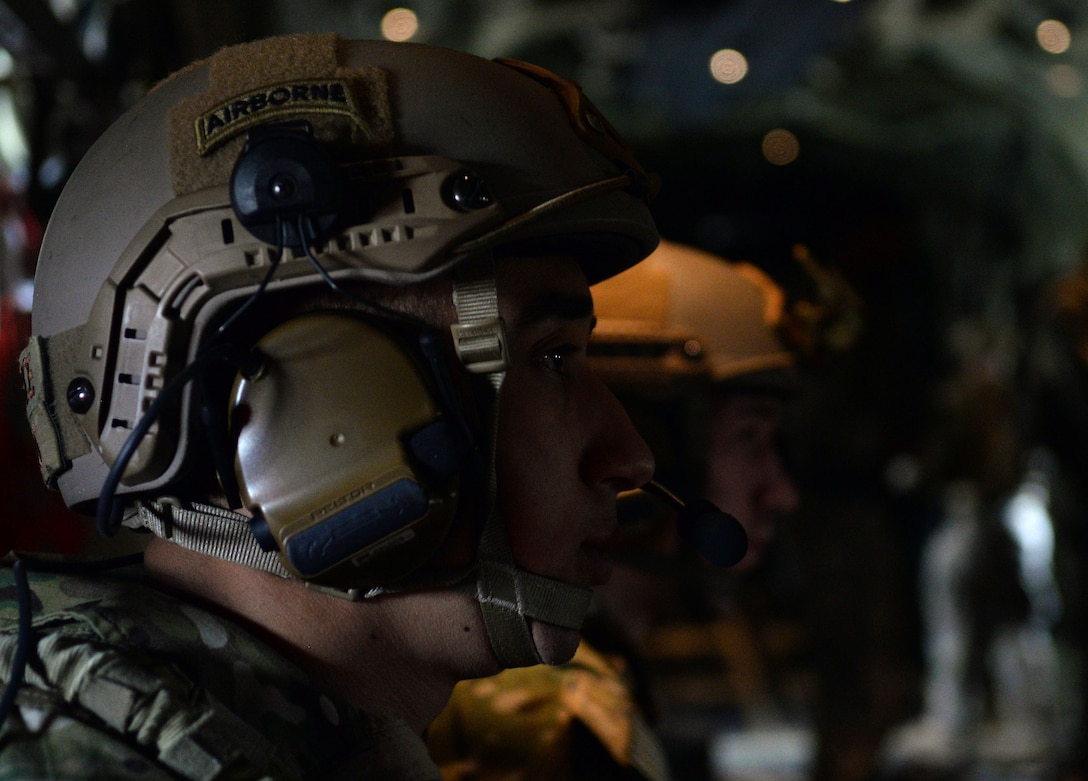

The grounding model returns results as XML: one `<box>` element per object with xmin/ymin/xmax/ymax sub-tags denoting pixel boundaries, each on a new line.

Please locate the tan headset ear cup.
<box><xmin>230</xmin><ymin>312</ymin><xmax>459</xmax><ymax>591</ymax></box>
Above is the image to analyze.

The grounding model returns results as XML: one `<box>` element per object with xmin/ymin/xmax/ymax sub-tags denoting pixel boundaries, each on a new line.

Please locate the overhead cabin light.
<box><xmin>709</xmin><ymin>49</ymin><xmax>748</xmax><ymax>85</ymax></box>
<box><xmin>1037</xmin><ymin>19</ymin><xmax>1071</xmax><ymax>55</ymax></box>
<box><xmin>762</xmin><ymin>129</ymin><xmax>799</xmax><ymax>166</ymax></box>
<box><xmin>381</xmin><ymin>8</ymin><xmax>419</xmax><ymax>42</ymax></box>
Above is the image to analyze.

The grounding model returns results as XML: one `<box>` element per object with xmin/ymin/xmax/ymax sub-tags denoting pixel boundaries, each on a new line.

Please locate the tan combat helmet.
<box><xmin>20</xmin><ymin>34</ymin><xmax>659</xmax><ymax>667</ymax></box>
<box><xmin>590</xmin><ymin>238</ymin><xmax>796</xmax><ymax>392</ymax></box>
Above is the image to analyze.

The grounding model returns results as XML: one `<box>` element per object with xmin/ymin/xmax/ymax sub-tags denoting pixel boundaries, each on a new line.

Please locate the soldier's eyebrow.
<box><xmin>514</xmin><ymin>291</ymin><xmax>595</xmax><ymax>330</ymax></box>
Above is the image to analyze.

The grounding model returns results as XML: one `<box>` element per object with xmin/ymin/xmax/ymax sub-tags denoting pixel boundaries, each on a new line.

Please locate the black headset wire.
<box><xmin>95</xmin><ymin>210</ymin><xmax>445</xmax><ymax>540</ymax></box>
<box><xmin>96</xmin><ymin>229</ymin><xmax>286</xmax><ymax>538</ymax></box>
<box><xmin>296</xmin><ymin>213</ymin><xmax>418</xmax><ymax>325</ymax></box>
<box><xmin>95</xmin><ymin>343</ymin><xmax>265</xmax><ymax>538</ymax></box>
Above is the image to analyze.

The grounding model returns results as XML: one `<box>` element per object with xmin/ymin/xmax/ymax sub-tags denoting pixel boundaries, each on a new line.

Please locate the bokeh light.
<box><xmin>1037</xmin><ymin>19</ymin><xmax>1071</xmax><ymax>55</ymax></box>
<box><xmin>709</xmin><ymin>49</ymin><xmax>748</xmax><ymax>85</ymax></box>
<box><xmin>1046</xmin><ymin>63</ymin><xmax>1082</xmax><ymax>97</ymax></box>
<box><xmin>762</xmin><ymin>129</ymin><xmax>800</xmax><ymax>165</ymax></box>
<box><xmin>381</xmin><ymin>8</ymin><xmax>419</xmax><ymax>42</ymax></box>
<box><xmin>47</xmin><ymin>0</ymin><xmax>79</xmax><ymax>23</ymax></box>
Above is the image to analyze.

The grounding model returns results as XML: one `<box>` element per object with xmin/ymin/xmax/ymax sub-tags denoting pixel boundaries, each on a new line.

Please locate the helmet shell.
<box><xmin>590</xmin><ymin>239</ymin><xmax>796</xmax><ymax>390</ymax></box>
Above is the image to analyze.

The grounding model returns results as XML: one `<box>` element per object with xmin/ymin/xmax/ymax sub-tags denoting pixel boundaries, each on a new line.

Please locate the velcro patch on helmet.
<box><xmin>167</xmin><ymin>33</ymin><xmax>394</xmax><ymax>197</ymax></box>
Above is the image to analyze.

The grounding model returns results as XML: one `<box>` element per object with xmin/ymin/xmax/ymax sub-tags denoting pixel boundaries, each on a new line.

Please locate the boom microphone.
<box><xmin>641</xmin><ymin>480</ymin><xmax>749</xmax><ymax>568</ymax></box>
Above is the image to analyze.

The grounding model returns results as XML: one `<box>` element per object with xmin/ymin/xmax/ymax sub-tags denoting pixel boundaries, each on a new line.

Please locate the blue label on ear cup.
<box><xmin>285</xmin><ymin>478</ymin><xmax>430</xmax><ymax>576</ymax></box>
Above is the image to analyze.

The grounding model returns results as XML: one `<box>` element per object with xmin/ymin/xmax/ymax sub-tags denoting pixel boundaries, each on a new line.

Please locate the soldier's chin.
<box><xmin>530</xmin><ymin>620</ymin><xmax>581</xmax><ymax>665</ymax></box>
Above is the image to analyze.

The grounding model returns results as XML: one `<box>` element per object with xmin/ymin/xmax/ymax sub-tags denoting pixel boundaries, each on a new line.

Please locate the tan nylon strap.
<box><xmin>451</xmin><ymin>262</ymin><xmax>592</xmax><ymax>667</ymax></box>
<box><xmin>451</xmin><ymin>271</ymin><xmax>509</xmax><ymax>379</ymax></box>
<box><xmin>469</xmin><ymin>498</ymin><xmax>594</xmax><ymax>666</ymax></box>
<box><xmin>474</xmin><ymin>558</ymin><xmax>592</xmax><ymax>630</ymax></box>
<box><xmin>451</xmin><ymin>262</ymin><xmax>539</xmax><ymax>665</ymax></box>
<box><xmin>471</xmin><ymin>502</ymin><xmax>547</xmax><ymax>666</ymax></box>
<box><xmin>131</xmin><ymin>502</ymin><xmax>291</xmax><ymax>578</ymax></box>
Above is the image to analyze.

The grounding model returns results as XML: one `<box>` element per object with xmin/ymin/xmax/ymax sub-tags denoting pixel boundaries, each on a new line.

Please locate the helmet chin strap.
<box><xmin>450</xmin><ymin>259</ymin><xmax>593</xmax><ymax>668</ymax></box>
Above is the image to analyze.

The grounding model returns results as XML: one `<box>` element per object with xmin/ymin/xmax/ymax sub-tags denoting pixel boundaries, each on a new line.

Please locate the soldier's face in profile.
<box><xmin>492</xmin><ymin>255</ymin><xmax>655</xmax><ymax>663</ymax></box>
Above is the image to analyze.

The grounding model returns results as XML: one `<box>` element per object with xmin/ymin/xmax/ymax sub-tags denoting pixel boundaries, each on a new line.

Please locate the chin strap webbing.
<box><xmin>130</xmin><ymin>501</ymin><xmax>291</xmax><ymax>578</ymax></box>
<box><xmin>451</xmin><ymin>260</ymin><xmax>593</xmax><ymax>668</ymax></box>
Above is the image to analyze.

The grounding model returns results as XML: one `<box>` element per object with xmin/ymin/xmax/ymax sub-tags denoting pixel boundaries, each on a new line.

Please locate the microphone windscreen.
<box><xmin>675</xmin><ymin>498</ymin><xmax>749</xmax><ymax>568</ymax></box>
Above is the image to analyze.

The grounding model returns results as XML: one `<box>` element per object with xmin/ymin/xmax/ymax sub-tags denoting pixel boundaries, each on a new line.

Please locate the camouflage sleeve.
<box><xmin>0</xmin><ymin>703</ymin><xmax>185</xmax><ymax>780</ymax></box>
<box><xmin>426</xmin><ymin>643</ymin><xmax>671</xmax><ymax>781</ymax></box>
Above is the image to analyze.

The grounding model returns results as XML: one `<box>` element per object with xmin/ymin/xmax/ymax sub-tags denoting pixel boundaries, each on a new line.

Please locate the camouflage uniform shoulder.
<box><xmin>0</xmin><ymin>559</ymin><xmax>142</xmax><ymax>629</ymax></box>
<box><xmin>428</xmin><ymin>641</ymin><xmax>671</xmax><ymax>781</ymax></box>
<box><xmin>0</xmin><ymin>563</ymin><xmax>441</xmax><ymax>781</ymax></box>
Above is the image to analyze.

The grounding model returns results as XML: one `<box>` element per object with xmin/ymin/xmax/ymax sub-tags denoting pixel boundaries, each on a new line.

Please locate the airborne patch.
<box><xmin>194</xmin><ymin>79</ymin><xmax>363</xmax><ymax>155</ymax></box>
